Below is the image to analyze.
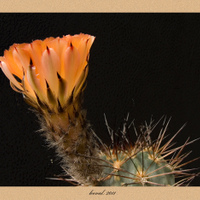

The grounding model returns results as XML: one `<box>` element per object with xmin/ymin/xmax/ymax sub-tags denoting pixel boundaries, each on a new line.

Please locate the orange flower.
<box><xmin>0</xmin><ymin>34</ymin><xmax>95</xmax><ymax>111</ymax></box>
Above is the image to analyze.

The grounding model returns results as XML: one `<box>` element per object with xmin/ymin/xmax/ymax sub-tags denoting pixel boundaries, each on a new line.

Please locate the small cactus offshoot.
<box><xmin>0</xmin><ymin>34</ymin><xmax>199</xmax><ymax>186</ymax></box>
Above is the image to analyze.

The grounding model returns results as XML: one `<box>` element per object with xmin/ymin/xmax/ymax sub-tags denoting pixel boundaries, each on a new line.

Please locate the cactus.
<box><xmin>0</xmin><ymin>34</ymin><xmax>199</xmax><ymax>186</ymax></box>
<box><xmin>98</xmin><ymin>150</ymin><xmax>175</xmax><ymax>186</ymax></box>
<box><xmin>95</xmin><ymin>116</ymin><xmax>197</xmax><ymax>186</ymax></box>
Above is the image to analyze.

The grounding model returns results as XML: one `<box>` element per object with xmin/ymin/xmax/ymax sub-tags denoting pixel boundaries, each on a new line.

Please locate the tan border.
<box><xmin>0</xmin><ymin>1</ymin><xmax>200</xmax><ymax>200</ymax></box>
<box><xmin>0</xmin><ymin>0</ymin><xmax>200</xmax><ymax>12</ymax></box>
<box><xmin>0</xmin><ymin>187</ymin><xmax>200</xmax><ymax>200</ymax></box>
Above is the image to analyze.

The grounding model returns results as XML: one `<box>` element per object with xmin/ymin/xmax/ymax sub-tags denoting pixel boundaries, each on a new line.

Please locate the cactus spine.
<box><xmin>87</xmin><ymin>115</ymin><xmax>198</xmax><ymax>186</ymax></box>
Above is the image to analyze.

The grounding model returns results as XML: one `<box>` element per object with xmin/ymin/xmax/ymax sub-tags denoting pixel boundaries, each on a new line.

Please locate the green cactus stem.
<box><xmin>92</xmin><ymin>115</ymin><xmax>199</xmax><ymax>186</ymax></box>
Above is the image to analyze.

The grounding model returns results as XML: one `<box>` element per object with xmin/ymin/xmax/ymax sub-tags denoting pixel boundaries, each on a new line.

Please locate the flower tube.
<box><xmin>0</xmin><ymin>34</ymin><xmax>102</xmax><ymax>185</ymax></box>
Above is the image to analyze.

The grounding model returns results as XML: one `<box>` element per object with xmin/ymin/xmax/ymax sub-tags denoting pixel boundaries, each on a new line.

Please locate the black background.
<box><xmin>0</xmin><ymin>14</ymin><xmax>200</xmax><ymax>186</ymax></box>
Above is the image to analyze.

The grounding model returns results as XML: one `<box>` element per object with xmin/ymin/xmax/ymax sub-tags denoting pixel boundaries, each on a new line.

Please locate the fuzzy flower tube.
<box><xmin>0</xmin><ymin>34</ymin><xmax>199</xmax><ymax>186</ymax></box>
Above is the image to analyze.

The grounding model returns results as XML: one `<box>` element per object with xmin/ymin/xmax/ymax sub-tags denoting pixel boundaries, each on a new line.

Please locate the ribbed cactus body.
<box><xmin>98</xmin><ymin>149</ymin><xmax>175</xmax><ymax>186</ymax></box>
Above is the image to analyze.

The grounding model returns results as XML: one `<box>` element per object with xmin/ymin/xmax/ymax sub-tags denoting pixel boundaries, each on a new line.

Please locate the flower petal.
<box><xmin>62</xmin><ymin>44</ymin><xmax>80</xmax><ymax>97</ymax></box>
<box><xmin>0</xmin><ymin>61</ymin><xmax>23</xmax><ymax>91</ymax></box>
<box><xmin>27</xmin><ymin>64</ymin><xmax>46</xmax><ymax>102</ymax></box>
<box><xmin>12</xmin><ymin>44</ymin><xmax>30</xmax><ymax>71</ymax></box>
<box><xmin>41</xmin><ymin>47</ymin><xmax>60</xmax><ymax>96</ymax></box>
